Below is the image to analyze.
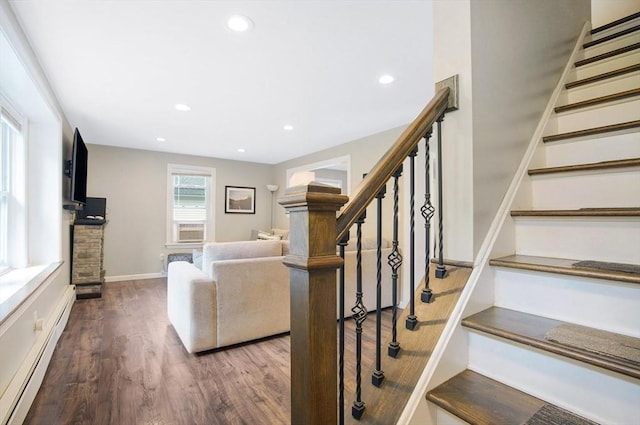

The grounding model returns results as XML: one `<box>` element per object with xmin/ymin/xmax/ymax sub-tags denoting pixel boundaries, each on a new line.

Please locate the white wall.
<box><xmin>434</xmin><ymin>0</ymin><xmax>590</xmax><ymax>262</ymax></box>
<box><xmin>0</xmin><ymin>0</ymin><xmax>74</xmax><ymax>421</ymax></box>
<box><xmin>591</xmin><ymin>0</ymin><xmax>639</xmax><ymax>27</ymax></box>
<box><xmin>87</xmin><ymin>144</ymin><xmax>276</xmax><ymax>277</ymax></box>
<box><xmin>433</xmin><ymin>0</ymin><xmax>474</xmax><ymax>262</ymax></box>
<box><xmin>470</xmin><ymin>0</ymin><xmax>590</xmax><ymax>257</ymax></box>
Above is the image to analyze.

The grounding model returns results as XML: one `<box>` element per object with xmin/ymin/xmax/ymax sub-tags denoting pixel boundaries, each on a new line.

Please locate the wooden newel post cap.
<box><xmin>279</xmin><ymin>183</ymin><xmax>349</xmax><ymax>269</ymax></box>
<box><xmin>278</xmin><ymin>182</ymin><xmax>349</xmax><ymax>212</ymax></box>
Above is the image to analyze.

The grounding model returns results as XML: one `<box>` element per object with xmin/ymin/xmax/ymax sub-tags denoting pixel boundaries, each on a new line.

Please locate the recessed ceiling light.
<box><xmin>156</xmin><ymin>137</ymin><xmax>166</xmax><ymax>142</ymax></box>
<box><xmin>378</xmin><ymin>74</ymin><xmax>395</xmax><ymax>85</ymax></box>
<box><xmin>174</xmin><ymin>103</ymin><xmax>191</xmax><ymax>111</ymax></box>
<box><xmin>283</xmin><ymin>125</ymin><xmax>294</xmax><ymax>131</ymax></box>
<box><xmin>227</xmin><ymin>15</ymin><xmax>254</xmax><ymax>32</ymax></box>
<box><xmin>237</xmin><ymin>148</ymin><xmax>246</xmax><ymax>153</ymax></box>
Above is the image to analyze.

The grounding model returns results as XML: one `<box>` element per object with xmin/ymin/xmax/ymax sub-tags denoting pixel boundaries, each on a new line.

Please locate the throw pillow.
<box><xmin>192</xmin><ymin>249</ymin><xmax>203</xmax><ymax>269</ymax></box>
<box><xmin>258</xmin><ymin>231</ymin><xmax>282</xmax><ymax>241</ymax></box>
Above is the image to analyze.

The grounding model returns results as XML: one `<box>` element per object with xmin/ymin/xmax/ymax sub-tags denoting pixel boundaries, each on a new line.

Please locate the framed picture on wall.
<box><xmin>225</xmin><ymin>186</ymin><xmax>256</xmax><ymax>214</ymax></box>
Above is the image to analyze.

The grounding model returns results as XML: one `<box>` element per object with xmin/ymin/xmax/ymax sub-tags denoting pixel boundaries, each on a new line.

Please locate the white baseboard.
<box><xmin>4</xmin><ymin>285</ymin><xmax>74</xmax><ymax>425</ymax></box>
<box><xmin>104</xmin><ymin>272</ymin><xmax>166</xmax><ymax>283</ymax></box>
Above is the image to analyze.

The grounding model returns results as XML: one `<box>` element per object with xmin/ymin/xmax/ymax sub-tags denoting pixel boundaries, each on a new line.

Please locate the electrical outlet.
<box><xmin>34</xmin><ymin>318</ymin><xmax>44</xmax><ymax>331</ymax></box>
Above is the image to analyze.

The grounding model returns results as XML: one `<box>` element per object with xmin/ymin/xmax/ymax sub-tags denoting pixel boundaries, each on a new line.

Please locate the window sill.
<box><xmin>165</xmin><ymin>242</ymin><xmax>204</xmax><ymax>250</ymax></box>
<box><xmin>0</xmin><ymin>262</ymin><xmax>63</xmax><ymax>326</ymax></box>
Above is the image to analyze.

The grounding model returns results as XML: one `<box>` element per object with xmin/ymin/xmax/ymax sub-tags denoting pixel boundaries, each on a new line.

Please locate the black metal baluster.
<box><xmin>372</xmin><ymin>184</ymin><xmax>386</xmax><ymax>387</ymax></box>
<box><xmin>435</xmin><ymin>116</ymin><xmax>447</xmax><ymax>279</ymax></box>
<box><xmin>406</xmin><ymin>147</ymin><xmax>418</xmax><ymax>331</ymax></box>
<box><xmin>338</xmin><ymin>231</ymin><xmax>349</xmax><ymax>425</ymax></box>
<box><xmin>351</xmin><ymin>213</ymin><xmax>367</xmax><ymax>420</ymax></box>
<box><xmin>421</xmin><ymin>129</ymin><xmax>435</xmax><ymax>303</ymax></box>
<box><xmin>388</xmin><ymin>165</ymin><xmax>403</xmax><ymax>357</ymax></box>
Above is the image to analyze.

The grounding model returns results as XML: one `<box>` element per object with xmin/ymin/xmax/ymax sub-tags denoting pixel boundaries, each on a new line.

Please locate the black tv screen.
<box><xmin>70</xmin><ymin>128</ymin><xmax>88</xmax><ymax>204</ymax></box>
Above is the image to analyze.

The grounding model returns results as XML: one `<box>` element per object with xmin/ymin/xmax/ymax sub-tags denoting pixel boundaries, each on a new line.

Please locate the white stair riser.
<box><xmin>467</xmin><ymin>332</ymin><xmax>640</xmax><ymax>425</ymax></box>
<box><xmin>433</xmin><ymin>406</ymin><xmax>467</xmax><ymax>425</ymax></box>
<box><xmin>513</xmin><ymin>218</ymin><xmax>640</xmax><ymax>264</ymax></box>
<box><xmin>530</xmin><ymin>170</ymin><xmax>640</xmax><ymax>209</ymax></box>
<box><xmin>548</xmin><ymin>98</ymin><xmax>640</xmax><ymax>134</ymax></box>
<box><xmin>585</xmin><ymin>18</ymin><xmax>640</xmax><ymax>42</ymax></box>
<box><xmin>493</xmin><ymin>268</ymin><xmax>640</xmax><ymax>337</ymax></box>
<box><xmin>565</xmin><ymin>71</ymin><xmax>640</xmax><ymax>103</ymax></box>
<box><xmin>575</xmin><ymin>51</ymin><xmax>640</xmax><ymax>80</ymax></box>
<box><xmin>581</xmin><ymin>32</ymin><xmax>640</xmax><ymax>57</ymax></box>
<box><xmin>543</xmin><ymin>132</ymin><xmax>640</xmax><ymax>167</ymax></box>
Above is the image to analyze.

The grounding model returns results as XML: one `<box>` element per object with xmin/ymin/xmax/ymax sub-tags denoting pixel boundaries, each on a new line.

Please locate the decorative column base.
<box><xmin>352</xmin><ymin>401</ymin><xmax>365</xmax><ymax>420</ymax></box>
<box><xmin>388</xmin><ymin>341</ymin><xmax>400</xmax><ymax>358</ymax></box>
<box><xmin>371</xmin><ymin>370</ymin><xmax>385</xmax><ymax>387</ymax></box>
<box><xmin>406</xmin><ymin>315</ymin><xmax>418</xmax><ymax>331</ymax></box>
<box><xmin>421</xmin><ymin>288</ymin><xmax>435</xmax><ymax>303</ymax></box>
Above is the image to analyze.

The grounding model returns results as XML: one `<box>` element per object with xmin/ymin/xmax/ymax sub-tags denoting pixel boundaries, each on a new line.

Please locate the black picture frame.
<box><xmin>225</xmin><ymin>186</ymin><xmax>256</xmax><ymax>214</ymax></box>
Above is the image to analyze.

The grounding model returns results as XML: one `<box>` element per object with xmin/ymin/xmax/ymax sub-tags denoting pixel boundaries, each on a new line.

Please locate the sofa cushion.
<box><xmin>344</xmin><ymin>237</ymin><xmax>389</xmax><ymax>251</ymax></box>
<box><xmin>201</xmin><ymin>240</ymin><xmax>283</xmax><ymax>271</ymax></box>
<box><xmin>257</xmin><ymin>231</ymin><xmax>282</xmax><ymax>241</ymax></box>
<box><xmin>192</xmin><ymin>249</ymin><xmax>203</xmax><ymax>269</ymax></box>
<box><xmin>271</xmin><ymin>228</ymin><xmax>289</xmax><ymax>240</ymax></box>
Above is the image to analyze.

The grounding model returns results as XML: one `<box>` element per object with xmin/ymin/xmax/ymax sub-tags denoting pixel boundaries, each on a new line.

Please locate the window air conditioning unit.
<box><xmin>176</xmin><ymin>222</ymin><xmax>205</xmax><ymax>242</ymax></box>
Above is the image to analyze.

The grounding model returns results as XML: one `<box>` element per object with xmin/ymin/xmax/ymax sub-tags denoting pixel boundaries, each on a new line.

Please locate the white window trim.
<box><xmin>166</xmin><ymin>163</ymin><xmax>215</xmax><ymax>249</ymax></box>
<box><xmin>0</xmin><ymin>96</ymin><xmax>27</xmax><ymax>273</ymax></box>
<box><xmin>286</xmin><ymin>155</ymin><xmax>351</xmax><ymax>194</ymax></box>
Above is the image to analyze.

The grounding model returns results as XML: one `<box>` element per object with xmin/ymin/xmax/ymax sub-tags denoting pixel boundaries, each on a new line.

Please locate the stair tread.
<box><xmin>462</xmin><ymin>307</ymin><xmax>640</xmax><ymax>379</ymax></box>
<box><xmin>490</xmin><ymin>254</ymin><xmax>640</xmax><ymax>284</ymax></box>
<box><xmin>511</xmin><ymin>207</ymin><xmax>640</xmax><ymax>217</ymax></box>
<box><xmin>543</xmin><ymin>120</ymin><xmax>640</xmax><ymax>142</ymax></box>
<box><xmin>566</xmin><ymin>64</ymin><xmax>640</xmax><ymax>89</ymax></box>
<box><xmin>584</xmin><ymin>24</ymin><xmax>640</xmax><ymax>49</ymax></box>
<box><xmin>528</xmin><ymin>158</ymin><xmax>640</xmax><ymax>176</ymax></box>
<box><xmin>554</xmin><ymin>88</ymin><xmax>640</xmax><ymax>113</ymax></box>
<box><xmin>426</xmin><ymin>370</ymin><xmax>597</xmax><ymax>425</ymax></box>
<box><xmin>591</xmin><ymin>11</ymin><xmax>640</xmax><ymax>35</ymax></box>
<box><xmin>575</xmin><ymin>42</ymin><xmax>640</xmax><ymax>67</ymax></box>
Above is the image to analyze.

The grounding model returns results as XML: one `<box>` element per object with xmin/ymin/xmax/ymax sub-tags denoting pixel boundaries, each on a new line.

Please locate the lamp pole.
<box><xmin>267</xmin><ymin>184</ymin><xmax>279</xmax><ymax>229</ymax></box>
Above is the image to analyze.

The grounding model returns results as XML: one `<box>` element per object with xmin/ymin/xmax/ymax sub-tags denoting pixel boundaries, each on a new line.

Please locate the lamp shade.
<box><xmin>266</xmin><ymin>184</ymin><xmax>279</xmax><ymax>192</ymax></box>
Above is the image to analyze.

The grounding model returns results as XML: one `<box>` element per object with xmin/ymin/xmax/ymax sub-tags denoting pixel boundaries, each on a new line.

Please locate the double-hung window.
<box><xmin>0</xmin><ymin>107</ymin><xmax>23</xmax><ymax>275</ymax></box>
<box><xmin>167</xmin><ymin>164</ymin><xmax>215</xmax><ymax>247</ymax></box>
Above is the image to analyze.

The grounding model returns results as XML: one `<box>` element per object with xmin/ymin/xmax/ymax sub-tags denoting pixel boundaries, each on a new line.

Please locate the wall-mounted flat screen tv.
<box><xmin>70</xmin><ymin>128</ymin><xmax>88</xmax><ymax>204</ymax></box>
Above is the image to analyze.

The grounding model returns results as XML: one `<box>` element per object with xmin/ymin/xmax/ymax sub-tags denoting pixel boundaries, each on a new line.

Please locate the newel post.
<box><xmin>279</xmin><ymin>183</ymin><xmax>349</xmax><ymax>425</ymax></box>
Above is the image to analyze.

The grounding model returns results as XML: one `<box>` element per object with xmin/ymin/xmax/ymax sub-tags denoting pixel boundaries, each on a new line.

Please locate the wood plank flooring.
<box><xmin>24</xmin><ymin>278</ymin><xmax>396</xmax><ymax>425</ymax></box>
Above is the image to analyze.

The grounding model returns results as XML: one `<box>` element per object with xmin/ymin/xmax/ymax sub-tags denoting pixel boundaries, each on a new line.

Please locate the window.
<box><xmin>0</xmin><ymin>107</ymin><xmax>23</xmax><ymax>274</ymax></box>
<box><xmin>167</xmin><ymin>164</ymin><xmax>215</xmax><ymax>247</ymax></box>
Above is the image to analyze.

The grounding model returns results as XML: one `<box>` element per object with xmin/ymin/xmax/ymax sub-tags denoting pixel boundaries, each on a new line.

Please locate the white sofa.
<box><xmin>167</xmin><ymin>238</ymin><xmax>395</xmax><ymax>353</ymax></box>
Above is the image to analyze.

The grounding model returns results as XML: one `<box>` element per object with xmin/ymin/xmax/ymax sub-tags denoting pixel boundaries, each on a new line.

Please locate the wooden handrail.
<box><xmin>336</xmin><ymin>86</ymin><xmax>451</xmax><ymax>242</ymax></box>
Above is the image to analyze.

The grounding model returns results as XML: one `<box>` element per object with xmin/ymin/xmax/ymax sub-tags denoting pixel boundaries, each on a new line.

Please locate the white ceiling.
<box><xmin>9</xmin><ymin>0</ymin><xmax>433</xmax><ymax>164</ymax></box>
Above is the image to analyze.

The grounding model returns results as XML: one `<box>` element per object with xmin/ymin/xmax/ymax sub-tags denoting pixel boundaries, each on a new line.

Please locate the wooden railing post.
<box><xmin>279</xmin><ymin>183</ymin><xmax>349</xmax><ymax>425</ymax></box>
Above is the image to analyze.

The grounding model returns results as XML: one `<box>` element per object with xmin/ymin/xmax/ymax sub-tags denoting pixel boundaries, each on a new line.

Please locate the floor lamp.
<box><xmin>267</xmin><ymin>184</ymin><xmax>279</xmax><ymax>229</ymax></box>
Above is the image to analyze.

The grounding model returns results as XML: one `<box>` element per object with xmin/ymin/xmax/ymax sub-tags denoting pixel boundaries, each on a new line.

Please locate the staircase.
<box><xmin>424</xmin><ymin>12</ymin><xmax>640</xmax><ymax>425</ymax></box>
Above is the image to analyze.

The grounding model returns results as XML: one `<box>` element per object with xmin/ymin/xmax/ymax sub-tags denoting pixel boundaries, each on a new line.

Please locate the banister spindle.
<box><xmin>421</xmin><ymin>129</ymin><xmax>435</xmax><ymax>303</ymax></box>
<box><xmin>372</xmin><ymin>184</ymin><xmax>386</xmax><ymax>387</ymax></box>
<box><xmin>338</xmin><ymin>231</ymin><xmax>349</xmax><ymax>425</ymax></box>
<box><xmin>406</xmin><ymin>147</ymin><xmax>418</xmax><ymax>331</ymax></box>
<box><xmin>435</xmin><ymin>116</ymin><xmax>447</xmax><ymax>279</ymax></box>
<box><xmin>387</xmin><ymin>165</ymin><xmax>403</xmax><ymax>358</ymax></box>
<box><xmin>351</xmin><ymin>211</ymin><xmax>367</xmax><ymax>420</ymax></box>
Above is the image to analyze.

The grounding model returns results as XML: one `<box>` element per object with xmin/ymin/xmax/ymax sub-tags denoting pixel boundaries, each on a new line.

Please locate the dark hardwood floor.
<box><xmin>25</xmin><ymin>278</ymin><xmax>394</xmax><ymax>425</ymax></box>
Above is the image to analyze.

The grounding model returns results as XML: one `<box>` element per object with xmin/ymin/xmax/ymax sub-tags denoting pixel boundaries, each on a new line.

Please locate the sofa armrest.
<box><xmin>208</xmin><ymin>256</ymin><xmax>290</xmax><ymax>347</ymax></box>
<box><xmin>167</xmin><ymin>261</ymin><xmax>217</xmax><ymax>353</ymax></box>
